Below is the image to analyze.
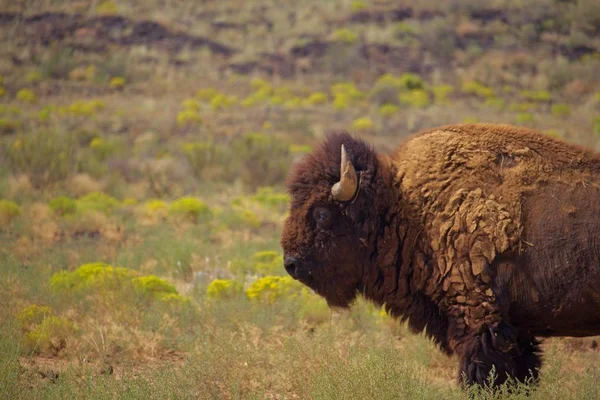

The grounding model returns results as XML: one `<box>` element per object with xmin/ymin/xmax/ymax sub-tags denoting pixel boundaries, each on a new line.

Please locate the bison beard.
<box><xmin>280</xmin><ymin>123</ymin><xmax>600</xmax><ymax>390</ymax></box>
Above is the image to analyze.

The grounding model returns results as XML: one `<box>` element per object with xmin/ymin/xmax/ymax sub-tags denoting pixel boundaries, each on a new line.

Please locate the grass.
<box><xmin>0</xmin><ymin>0</ymin><xmax>599</xmax><ymax>398</ymax></box>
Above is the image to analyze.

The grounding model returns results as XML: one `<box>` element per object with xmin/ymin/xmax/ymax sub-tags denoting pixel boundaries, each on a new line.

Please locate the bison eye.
<box><xmin>313</xmin><ymin>207</ymin><xmax>333</xmax><ymax>229</ymax></box>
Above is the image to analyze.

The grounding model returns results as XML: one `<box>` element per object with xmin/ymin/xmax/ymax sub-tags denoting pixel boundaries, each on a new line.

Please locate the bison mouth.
<box><xmin>283</xmin><ymin>256</ymin><xmax>359</xmax><ymax>309</ymax></box>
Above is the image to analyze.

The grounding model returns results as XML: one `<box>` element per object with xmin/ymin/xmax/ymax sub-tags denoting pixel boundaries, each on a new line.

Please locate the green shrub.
<box><xmin>461</xmin><ymin>81</ymin><xmax>495</xmax><ymax>98</ymax></box>
<box><xmin>132</xmin><ymin>275</ymin><xmax>178</xmax><ymax>300</ymax></box>
<box><xmin>224</xmin><ymin>207</ymin><xmax>261</xmax><ymax>229</ymax></box>
<box><xmin>196</xmin><ymin>88</ymin><xmax>219</xmax><ymax>101</ymax></box>
<box><xmin>484</xmin><ymin>98</ymin><xmax>505</xmax><ymax>111</ymax></box>
<box><xmin>251</xmin><ymin>187</ymin><xmax>289</xmax><ymax>210</ymax></box>
<box><xmin>49</xmin><ymin>196</ymin><xmax>77</xmax><ymax>216</ymax></box>
<box><xmin>206</xmin><ymin>279</ymin><xmax>244</xmax><ymax>299</ymax></box>
<box><xmin>109</xmin><ymin>76</ymin><xmax>126</xmax><ymax>89</ymax></box>
<box><xmin>250</xmin><ymin>78</ymin><xmax>270</xmax><ymax>89</ymax></box>
<box><xmin>331</xmin><ymin>82</ymin><xmax>364</xmax><ymax>101</ymax></box>
<box><xmin>50</xmin><ymin>262</ymin><xmax>134</xmax><ymax>293</ymax></box>
<box><xmin>88</xmin><ymin>136</ymin><xmax>123</xmax><ymax>161</ymax></box>
<box><xmin>378</xmin><ymin>104</ymin><xmax>399</xmax><ymax>117</ymax></box>
<box><xmin>516</xmin><ymin>112</ymin><xmax>536</xmax><ymax>124</ymax></box>
<box><xmin>168</xmin><ymin>197</ymin><xmax>211</xmax><ymax>222</ymax></box>
<box><xmin>144</xmin><ymin>199</ymin><xmax>168</xmax><ymax>216</ymax></box>
<box><xmin>16</xmin><ymin>88</ymin><xmax>36</xmax><ymax>103</ymax></box>
<box><xmin>521</xmin><ymin>89</ymin><xmax>551</xmax><ymax>102</ymax></box>
<box><xmin>369</xmin><ymin>74</ymin><xmax>401</xmax><ymax>106</ymax></box>
<box><xmin>551</xmin><ymin>103</ymin><xmax>571</xmax><ymax>118</ymax></box>
<box><xmin>5</xmin><ymin>130</ymin><xmax>76</xmax><ymax>187</ymax></box>
<box><xmin>509</xmin><ymin>102</ymin><xmax>537</xmax><ymax>112</ymax></box>
<box><xmin>305</xmin><ymin>92</ymin><xmax>329</xmax><ymax>106</ymax></box>
<box><xmin>37</xmin><ymin>106</ymin><xmax>53</xmax><ymax>123</ymax></box>
<box><xmin>593</xmin><ymin>116</ymin><xmax>600</xmax><ymax>135</ymax></box>
<box><xmin>246</xmin><ymin>275</ymin><xmax>302</xmax><ymax>303</ymax></box>
<box><xmin>241</xmin><ymin>86</ymin><xmax>272</xmax><ymax>107</ymax></box>
<box><xmin>177</xmin><ymin>109</ymin><xmax>202</xmax><ymax>127</ymax></box>
<box><xmin>232</xmin><ymin>133</ymin><xmax>291</xmax><ymax>188</ymax></box>
<box><xmin>370</xmin><ymin>74</ymin><xmax>425</xmax><ymax>106</ymax></box>
<box><xmin>181</xmin><ymin>98</ymin><xmax>201</xmax><ymax>111</ymax></box>
<box><xmin>398</xmin><ymin>73</ymin><xmax>425</xmax><ymax>91</ymax></box>
<box><xmin>77</xmin><ymin>192</ymin><xmax>120</xmax><ymax>214</ymax></box>
<box><xmin>298</xmin><ymin>291</ymin><xmax>330</xmax><ymax>324</ymax></box>
<box><xmin>251</xmin><ymin>251</ymin><xmax>283</xmax><ymax>275</ymax></box>
<box><xmin>0</xmin><ymin>118</ymin><xmax>22</xmax><ymax>134</ymax></box>
<box><xmin>352</xmin><ymin>117</ymin><xmax>375</xmax><ymax>131</ymax></box>
<box><xmin>350</xmin><ymin>0</ymin><xmax>367</xmax><ymax>11</ymax></box>
<box><xmin>332</xmin><ymin>29</ymin><xmax>358</xmax><ymax>44</ymax></box>
<box><xmin>39</xmin><ymin>46</ymin><xmax>76</xmax><ymax>79</ymax></box>
<box><xmin>0</xmin><ymin>199</ymin><xmax>22</xmax><ymax>224</ymax></box>
<box><xmin>462</xmin><ymin>116</ymin><xmax>479</xmax><ymax>123</ymax></box>
<box><xmin>432</xmin><ymin>84</ymin><xmax>454</xmax><ymax>104</ymax></box>
<box><xmin>62</xmin><ymin>99</ymin><xmax>105</xmax><ymax>118</ymax></box>
<box><xmin>545</xmin><ymin>129</ymin><xmax>562</xmax><ymax>138</ymax></box>
<box><xmin>182</xmin><ymin>142</ymin><xmax>225</xmax><ymax>180</ymax></box>
<box><xmin>96</xmin><ymin>0</ymin><xmax>118</xmax><ymax>15</ymax></box>
<box><xmin>17</xmin><ymin>304</ymin><xmax>54</xmax><ymax>326</ymax></box>
<box><xmin>50</xmin><ymin>263</ymin><xmax>189</xmax><ymax>306</ymax></box>
<box><xmin>283</xmin><ymin>97</ymin><xmax>303</xmax><ymax>110</ymax></box>
<box><xmin>333</xmin><ymin>93</ymin><xmax>351</xmax><ymax>110</ymax></box>
<box><xmin>210</xmin><ymin>94</ymin><xmax>237</xmax><ymax>110</ymax></box>
<box><xmin>289</xmin><ymin>144</ymin><xmax>312</xmax><ymax>154</ymax></box>
<box><xmin>399</xmin><ymin>89</ymin><xmax>430</xmax><ymax>108</ymax></box>
<box><xmin>22</xmin><ymin>315</ymin><xmax>76</xmax><ymax>355</ymax></box>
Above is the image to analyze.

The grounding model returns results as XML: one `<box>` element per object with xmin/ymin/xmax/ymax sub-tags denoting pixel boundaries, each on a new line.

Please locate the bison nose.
<box><xmin>284</xmin><ymin>255</ymin><xmax>302</xmax><ymax>279</ymax></box>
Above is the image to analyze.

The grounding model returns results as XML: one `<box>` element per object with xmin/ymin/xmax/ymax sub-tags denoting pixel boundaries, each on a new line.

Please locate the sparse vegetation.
<box><xmin>0</xmin><ymin>0</ymin><xmax>598</xmax><ymax>398</ymax></box>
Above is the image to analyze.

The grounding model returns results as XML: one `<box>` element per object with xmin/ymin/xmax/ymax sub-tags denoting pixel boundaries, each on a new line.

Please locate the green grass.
<box><xmin>0</xmin><ymin>0</ymin><xmax>599</xmax><ymax>397</ymax></box>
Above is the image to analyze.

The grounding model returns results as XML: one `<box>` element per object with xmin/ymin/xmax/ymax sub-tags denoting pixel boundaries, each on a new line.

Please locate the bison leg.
<box><xmin>456</xmin><ymin>320</ymin><xmax>542</xmax><ymax>388</ymax></box>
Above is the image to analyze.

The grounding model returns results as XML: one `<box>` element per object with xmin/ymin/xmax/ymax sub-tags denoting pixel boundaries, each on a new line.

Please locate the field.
<box><xmin>0</xmin><ymin>0</ymin><xmax>599</xmax><ymax>398</ymax></box>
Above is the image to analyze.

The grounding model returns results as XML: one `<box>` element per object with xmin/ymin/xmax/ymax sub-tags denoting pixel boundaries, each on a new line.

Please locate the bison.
<box><xmin>280</xmin><ymin>123</ymin><xmax>600</xmax><ymax>388</ymax></box>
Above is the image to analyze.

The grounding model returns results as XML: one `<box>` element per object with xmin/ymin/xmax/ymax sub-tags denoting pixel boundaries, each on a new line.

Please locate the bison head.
<box><xmin>280</xmin><ymin>132</ymin><xmax>394</xmax><ymax>308</ymax></box>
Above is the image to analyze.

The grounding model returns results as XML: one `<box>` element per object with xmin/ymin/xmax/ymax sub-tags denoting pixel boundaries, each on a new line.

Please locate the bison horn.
<box><xmin>331</xmin><ymin>144</ymin><xmax>358</xmax><ymax>201</ymax></box>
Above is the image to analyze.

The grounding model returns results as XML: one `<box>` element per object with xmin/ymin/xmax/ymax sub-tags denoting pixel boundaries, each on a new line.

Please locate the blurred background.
<box><xmin>0</xmin><ymin>1</ymin><xmax>598</xmax><ymax>398</ymax></box>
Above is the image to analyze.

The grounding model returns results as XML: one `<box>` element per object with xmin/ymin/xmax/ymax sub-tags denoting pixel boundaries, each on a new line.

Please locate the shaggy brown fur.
<box><xmin>280</xmin><ymin>123</ymin><xmax>600</xmax><ymax>388</ymax></box>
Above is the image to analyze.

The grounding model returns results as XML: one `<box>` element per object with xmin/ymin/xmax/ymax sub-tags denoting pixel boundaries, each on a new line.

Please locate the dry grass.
<box><xmin>0</xmin><ymin>0</ymin><xmax>599</xmax><ymax>398</ymax></box>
